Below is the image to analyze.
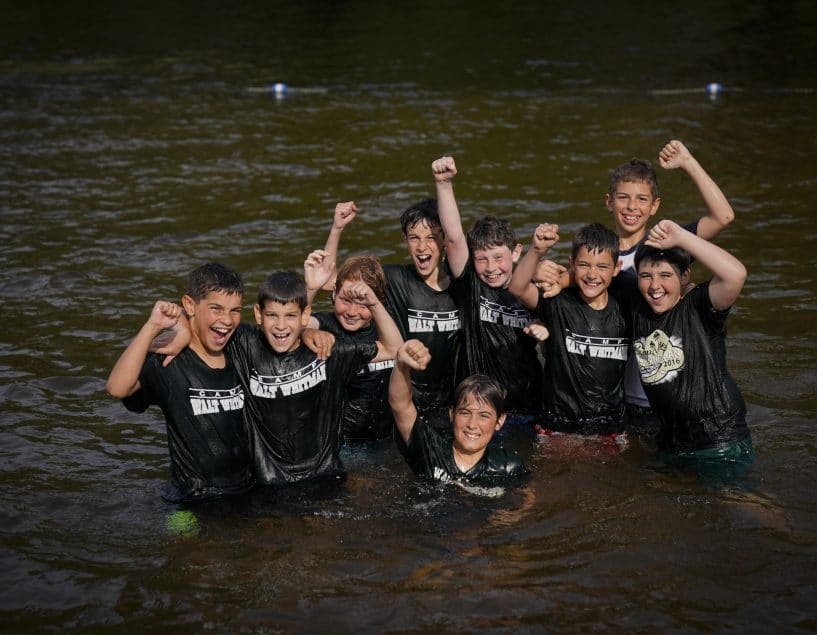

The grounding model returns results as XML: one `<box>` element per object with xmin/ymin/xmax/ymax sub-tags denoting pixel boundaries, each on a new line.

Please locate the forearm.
<box><xmin>509</xmin><ymin>248</ymin><xmax>543</xmax><ymax>310</ymax></box>
<box><xmin>370</xmin><ymin>302</ymin><xmax>404</xmax><ymax>361</ymax></box>
<box><xmin>675</xmin><ymin>230</ymin><xmax>746</xmax><ymax>308</ymax></box>
<box><xmin>683</xmin><ymin>157</ymin><xmax>734</xmax><ymax>239</ymax></box>
<box><xmin>435</xmin><ymin>180</ymin><xmax>469</xmax><ymax>277</ymax></box>
<box><xmin>388</xmin><ymin>362</ymin><xmax>417</xmax><ymax>443</ymax></box>
<box><xmin>106</xmin><ymin>322</ymin><xmax>159</xmax><ymax>399</ymax></box>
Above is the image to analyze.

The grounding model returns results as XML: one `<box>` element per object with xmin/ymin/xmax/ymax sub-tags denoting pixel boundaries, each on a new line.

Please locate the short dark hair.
<box><xmin>335</xmin><ymin>255</ymin><xmax>387</xmax><ymax>303</ymax></box>
<box><xmin>608</xmin><ymin>158</ymin><xmax>659</xmax><ymax>199</ymax></box>
<box><xmin>467</xmin><ymin>216</ymin><xmax>516</xmax><ymax>253</ymax></box>
<box><xmin>400</xmin><ymin>198</ymin><xmax>441</xmax><ymax>236</ymax></box>
<box><xmin>451</xmin><ymin>374</ymin><xmax>507</xmax><ymax>418</ymax></box>
<box><xmin>186</xmin><ymin>263</ymin><xmax>244</xmax><ymax>302</ymax></box>
<box><xmin>634</xmin><ymin>244</ymin><xmax>692</xmax><ymax>275</ymax></box>
<box><xmin>572</xmin><ymin>223</ymin><xmax>620</xmax><ymax>262</ymax></box>
<box><xmin>257</xmin><ymin>271</ymin><xmax>308</xmax><ymax>310</ymax></box>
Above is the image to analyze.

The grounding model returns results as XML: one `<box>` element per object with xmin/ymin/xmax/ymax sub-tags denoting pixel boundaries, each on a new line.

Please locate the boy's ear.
<box><xmin>512</xmin><ymin>243</ymin><xmax>523</xmax><ymax>263</ymax></box>
<box><xmin>253</xmin><ymin>303</ymin><xmax>263</xmax><ymax>325</ymax></box>
<box><xmin>181</xmin><ymin>295</ymin><xmax>196</xmax><ymax>317</ymax></box>
<box><xmin>495</xmin><ymin>413</ymin><xmax>507</xmax><ymax>432</ymax></box>
<box><xmin>604</xmin><ymin>192</ymin><xmax>613</xmax><ymax>211</ymax></box>
<box><xmin>649</xmin><ymin>196</ymin><xmax>662</xmax><ymax>217</ymax></box>
<box><xmin>300</xmin><ymin>304</ymin><xmax>312</xmax><ymax>327</ymax></box>
<box><xmin>613</xmin><ymin>259</ymin><xmax>622</xmax><ymax>276</ymax></box>
<box><xmin>680</xmin><ymin>268</ymin><xmax>691</xmax><ymax>287</ymax></box>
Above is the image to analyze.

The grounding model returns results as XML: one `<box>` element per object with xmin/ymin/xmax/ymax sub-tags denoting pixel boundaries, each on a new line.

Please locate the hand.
<box><xmin>340</xmin><ymin>280</ymin><xmax>379</xmax><ymax>308</ymax></box>
<box><xmin>658</xmin><ymin>140</ymin><xmax>693</xmax><ymax>171</ymax></box>
<box><xmin>532</xmin><ymin>223</ymin><xmax>559</xmax><ymax>253</ymax></box>
<box><xmin>533</xmin><ymin>259</ymin><xmax>566</xmax><ymax>288</ymax></box>
<box><xmin>333</xmin><ymin>201</ymin><xmax>358</xmax><ymax>231</ymax></box>
<box><xmin>645</xmin><ymin>219</ymin><xmax>686</xmax><ymax>250</ymax></box>
<box><xmin>148</xmin><ymin>300</ymin><xmax>182</xmax><ymax>331</ymax></box>
<box><xmin>431</xmin><ymin>156</ymin><xmax>457</xmax><ymax>183</ymax></box>
<box><xmin>397</xmin><ymin>339</ymin><xmax>431</xmax><ymax>371</ymax></box>
<box><xmin>524</xmin><ymin>320</ymin><xmax>550</xmax><ymax>342</ymax></box>
<box><xmin>301</xmin><ymin>328</ymin><xmax>335</xmax><ymax>359</ymax></box>
<box><xmin>304</xmin><ymin>249</ymin><xmax>335</xmax><ymax>292</ymax></box>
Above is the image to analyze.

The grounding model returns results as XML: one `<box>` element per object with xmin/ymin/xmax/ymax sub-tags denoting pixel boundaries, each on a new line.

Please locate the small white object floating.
<box><xmin>245</xmin><ymin>83</ymin><xmax>329</xmax><ymax>97</ymax></box>
<box><xmin>706</xmin><ymin>82</ymin><xmax>722</xmax><ymax>96</ymax></box>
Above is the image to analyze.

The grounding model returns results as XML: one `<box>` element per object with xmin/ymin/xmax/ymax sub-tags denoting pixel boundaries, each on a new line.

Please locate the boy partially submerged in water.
<box><xmin>389</xmin><ymin>339</ymin><xmax>527</xmax><ymax>483</ymax></box>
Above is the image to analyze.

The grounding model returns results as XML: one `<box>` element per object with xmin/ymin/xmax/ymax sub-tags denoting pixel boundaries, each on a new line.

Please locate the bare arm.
<box><xmin>432</xmin><ymin>156</ymin><xmax>470</xmax><ymax>277</ymax></box>
<box><xmin>646</xmin><ymin>220</ymin><xmax>746</xmax><ymax>310</ymax></box>
<box><xmin>508</xmin><ymin>223</ymin><xmax>560</xmax><ymax>310</ymax></box>
<box><xmin>106</xmin><ymin>301</ymin><xmax>183</xmax><ymax>399</ymax></box>
<box><xmin>388</xmin><ymin>340</ymin><xmax>431</xmax><ymax>444</ymax></box>
<box><xmin>304</xmin><ymin>201</ymin><xmax>359</xmax><ymax>303</ymax></box>
<box><xmin>659</xmin><ymin>140</ymin><xmax>734</xmax><ymax>240</ymax></box>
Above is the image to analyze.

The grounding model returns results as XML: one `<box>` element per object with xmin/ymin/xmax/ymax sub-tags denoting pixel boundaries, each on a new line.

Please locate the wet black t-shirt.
<box><xmin>535</xmin><ymin>288</ymin><xmax>629</xmax><ymax>434</ymax></box>
<box><xmin>123</xmin><ymin>348</ymin><xmax>254</xmax><ymax>503</ymax></box>
<box><xmin>228</xmin><ymin>325</ymin><xmax>377</xmax><ymax>484</ymax></box>
<box><xmin>449</xmin><ymin>263</ymin><xmax>542</xmax><ymax>414</ymax></box>
<box><xmin>628</xmin><ymin>281</ymin><xmax>749</xmax><ymax>451</ymax></box>
<box><xmin>313</xmin><ymin>311</ymin><xmax>395</xmax><ymax>441</ymax></box>
<box><xmin>384</xmin><ymin>263</ymin><xmax>460</xmax><ymax>414</ymax></box>
<box><xmin>404</xmin><ymin>417</ymin><xmax>527</xmax><ymax>483</ymax></box>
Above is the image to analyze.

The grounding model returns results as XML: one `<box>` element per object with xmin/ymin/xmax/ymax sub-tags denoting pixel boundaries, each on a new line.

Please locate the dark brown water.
<box><xmin>2</xmin><ymin>2</ymin><xmax>817</xmax><ymax>633</ymax></box>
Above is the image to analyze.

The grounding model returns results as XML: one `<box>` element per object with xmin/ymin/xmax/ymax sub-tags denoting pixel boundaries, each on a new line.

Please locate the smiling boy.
<box><xmin>228</xmin><ymin>270</ymin><xmax>402</xmax><ymax>484</ymax></box>
<box><xmin>434</xmin><ymin>156</ymin><xmax>542</xmax><ymax>417</ymax></box>
<box><xmin>510</xmin><ymin>223</ymin><xmax>629</xmax><ymax>436</ymax></box>
<box><xmin>626</xmin><ymin>220</ymin><xmax>751</xmax><ymax>462</ymax></box>
<box><xmin>389</xmin><ymin>340</ymin><xmax>526</xmax><ymax>483</ymax></box>
<box><xmin>106</xmin><ymin>263</ymin><xmax>254</xmax><ymax>502</ymax></box>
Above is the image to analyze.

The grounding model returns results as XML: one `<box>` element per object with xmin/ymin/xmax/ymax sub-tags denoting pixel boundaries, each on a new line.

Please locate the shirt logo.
<box><xmin>565</xmin><ymin>330</ymin><xmax>628</xmax><ymax>361</ymax></box>
<box><xmin>634</xmin><ymin>329</ymin><xmax>684</xmax><ymax>385</ymax></box>
<box><xmin>407</xmin><ymin>308</ymin><xmax>460</xmax><ymax>333</ymax></box>
<box><xmin>189</xmin><ymin>386</ymin><xmax>244</xmax><ymax>415</ymax></box>
<box><xmin>249</xmin><ymin>359</ymin><xmax>327</xmax><ymax>399</ymax></box>
<box><xmin>479</xmin><ymin>297</ymin><xmax>530</xmax><ymax>329</ymax></box>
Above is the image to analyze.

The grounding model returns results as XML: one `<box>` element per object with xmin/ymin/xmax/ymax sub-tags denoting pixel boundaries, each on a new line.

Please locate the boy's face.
<box><xmin>472</xmin><ymin>244</ymin><xmax>522</xmax><ymax>288</ymax></box>
<box><xmin>183</xmin><ymin>290</ymin><xmax>243</xmax><ymax>356</ymax></box>
<box><xmin>254</xmin><ymin>300</ymin><xmax>311</xmax><ymax>354</ymax></box>
<box><xmin>449</xmin><ymin>393</ymin><xmax>506</xmax><ymax>456</ymax></box>
<box><xmin>404</xmin><ymin>220</ymin><xmax>444</xmax><ymax>280</ymax></box>
<box><xmin>333</xmin><ymin>278</ymin><xmax>373</xmax><ymax>332</ymax></box>
<box><xmin>605</xmin><ymin>181</ymin><xmax>661</xmax><ymax>239</ymax></box>
<box><xmin>637</xmin><ymin>258</ymin><xmax>689</xmax><ymax>314</ymax></box>
<box><xmin>570</xmin><ymin>246</ymin><xmax>621</xmax><ymax>306</ymax></box>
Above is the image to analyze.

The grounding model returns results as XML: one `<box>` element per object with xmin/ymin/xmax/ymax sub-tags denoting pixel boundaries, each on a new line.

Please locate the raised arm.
<box><xmin>646</xmin><ymin>220</ymin><xmax>746</xmax><ymax>310</ymax></box>
<box><xmin>106</xmin><ymin>301</ymin><xmax>183</xmax><ymax>399</ymax></box>
<box><xmin>658</xmin><ymin>140</ymin><xmax>734</xmax><ymax>240</ymax></box>
<box><xmin>388</xmin><ymin>340</ymin><xmax>431</xmax><ymax>444</ymax></box>
<box><xmin>508</xmin><ymin>223</ymin><xmax>560</xmax><ymax>310</ymax></box>
<box><xmin>343</xmin><ymin>280</ymin><xmax>404</xmax><ymax>362</ymax></box>
<box><xmin>432</xmin><ymin>156</ymin><xmax>470</xmax><ymax>277</ymax></box>
<box><xmin>304</xmin><ymin>201</ymin><xmax>359</xmax><ymax>302</ymax></box>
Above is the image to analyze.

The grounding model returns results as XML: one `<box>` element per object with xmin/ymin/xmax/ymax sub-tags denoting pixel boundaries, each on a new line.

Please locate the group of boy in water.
<box><xmin>107</xmin><ymin>140</ymin><xmax>751</xmax><ymax>503</ymax></box>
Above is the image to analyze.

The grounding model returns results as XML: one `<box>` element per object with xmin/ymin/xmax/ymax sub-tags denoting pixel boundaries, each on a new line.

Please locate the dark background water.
<box><xmin>2</xmin><ymin>2</ymin><xmax>817</xmax><ymax>633</ymax></box>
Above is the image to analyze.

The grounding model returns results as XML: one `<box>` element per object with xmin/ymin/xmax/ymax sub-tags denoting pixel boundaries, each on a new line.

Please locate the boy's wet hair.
<box><xmin>400</xmin><ymin>198</ymin><xmax>442</xmax><ymax>236</ymax></box>
<box><xmin>257</xmin><ymin>271</ymin><xmax>308</xmax><ymax>310</ymax></box>
<box><xmin>451</xmin><ymin>374</ymin><xmax>507</xmax><ymax>418</ymax></box>
<box><xmin>467</xmin><ymin>215</ymin><xmax>516</xmax><ymax>253</ymax></box>
<box><xmin>572</xmin><ymin>222</ymin><xmax>620</xmax><ymax>262</ymax></box>
<box><xmin>634</xmin><ymin>244</ymin><xmax>692</xmax><ymax>275</ymax></box>
<box><xmin>186</xmin><ymin>263</ymin><xmax>244</xmax><ymax>301</ymax></box>
<box><xmin>608</xmin><ymin>158</ymin><xmax>659</xmax><ymax>199</ymax></box>
<box><xmin>335</xmin><ymin>255</ymin><xmax>387</xmax><ymax>304</ymax></box>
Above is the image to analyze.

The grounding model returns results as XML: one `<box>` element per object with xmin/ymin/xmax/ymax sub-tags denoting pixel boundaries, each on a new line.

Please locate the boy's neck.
<box><xmin>618</xmin><ymin>228</ymin><xmax>647</xmax><ymax>252</ymax></box>
<box><xmin>189</xmin><ymin>341</ymin><xmax>227</xmax><ymax>369</ymax></box>
<box><xmin>452</xmin><ymin>445</ymin><xmax>485</xmax><ymax>473</ymax></box>
<box><xmin>580</xmin><ymin>289</ymin><xmax>610</xmax><ymax>311</ymax></box>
